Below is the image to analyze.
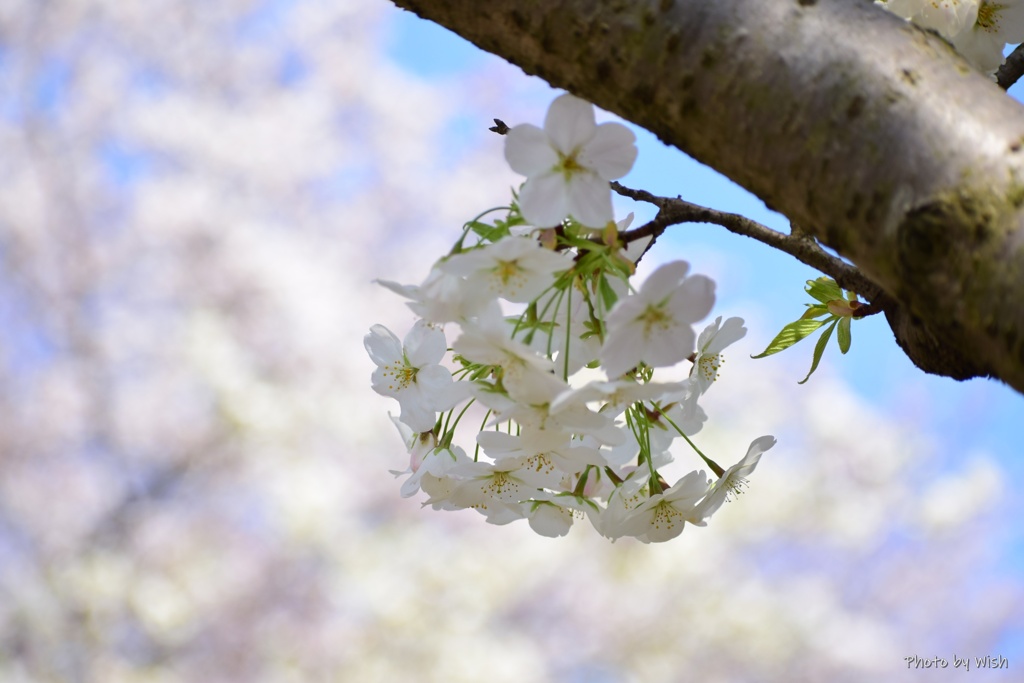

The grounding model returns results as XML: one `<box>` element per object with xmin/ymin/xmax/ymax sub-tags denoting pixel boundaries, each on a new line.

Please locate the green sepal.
<box><xmin>805</xmin><ymin>277</ymin><xmax>843</xmax><ymax>304</ymax></box>
<box><xmin>751</xmin><ymin>318</ymin><xmax>827</xmax><ymax>358</ymax></box>
<box><xmin>837</xmin><ymin>315</ymin><xmax>852</xmax><ymax>354</ymax></box>
<box><xmin>798</xmin><ymin>319</ymin><xmax>838</xmax><ymax>384</ymax></box>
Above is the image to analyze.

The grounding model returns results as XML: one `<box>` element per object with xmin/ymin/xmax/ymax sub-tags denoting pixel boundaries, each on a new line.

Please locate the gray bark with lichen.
<box><xmin>391</xmin><ymin>0</ymin><xmax>1024</xmax><ymax>395</ymax></box>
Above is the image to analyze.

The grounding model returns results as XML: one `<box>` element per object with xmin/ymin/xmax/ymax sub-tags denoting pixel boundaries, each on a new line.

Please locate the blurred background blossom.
<box><xmin>0</xmin><ymin>1</ymin><xmax>1020</xmax><ymax>681</ymax></box>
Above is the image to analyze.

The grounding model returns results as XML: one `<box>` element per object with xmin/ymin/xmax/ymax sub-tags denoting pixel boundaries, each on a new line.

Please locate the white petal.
<box><xmin>404</xmin><ymin>321</ymin><xmax>447</xmax><ymax>366</ymax></box>
<box><xmin>505</xmin><ymin>123</ymin><xmax>558</xmax><ymax>175</ymax></box>
<box><xmin>528</xmin><ymin>504</ymin><xmax>574</xmax><ymax>537</ymax></box>
<box><xmin>579</xmin><ymin>122</ymin><xmax>638</xmax><ymax>179</ymax></box>
<box><xmin>951</xmin><ymin>26</ymin><xmax>1004</xmax><ymax>72</ymax></box>
<box><xmin>696</xmin><ymin>316</ymin><xmax>723</xmax><ymax>352</ymax></box>
<box><xmin>398</xmin><ymin>399</ymin><xmax>437</xmax><ymax>433</ymax></box>
<box><xmin>566</xmin><ymin>173</ymin><xmax>614</xmax><ymax>228</ymax></box>
<box><xmin>599</xmin><ymin>328</ymin><xmax>640</xmax><ymax>377</ymax></box>
<box><xmin>998</xmin><ymin>5</ymin><xmax>1024</xmax><ymax>44</ymax></box>
<box><xmin>671</xmin><ymin>274</ymin><xmax>716</xmax><ymax>324</ymax></box>
<box><xmin>706</xmin><ymin>316</ymin><xmax>747</xmax><ymax>354</ymax></box>
<box><xmin>737</xmin><ymin>435</ymin><xmax>777</xmax><ymax>473</ymax></box>
<box><xmin>544</xmin><ymin>93</ymin><xmax>597</xmax><ymax>155</ymax></box>
<box><xmin>416</xmin><ymin>364</ymin><xmax>454</xmax><ymax>395</ymax></box>
<box><xmin>374</xmin><ymin>278</ymin><xmax>419</xmax><ymax>299</ymax></box>
<box><xmin>640</xmin><ymin>260</ymin><xmax>691</xmax><ymax>301</ymax></box>
<box><xmin>666</xmin><ymin>469</ymin><xmax>711</xmax><ymax>502</ymax></box>
<box><xmin>476</xmin><ymin>430</ymin><xmax>520</xmax><ymax>456</ymax></box>
<box><xmin>518</xmin><ymin>172</ymin><xmax>572</xmax><ymax>226</ymax></box>
<box><xmin>642</xmin><ymin>325</ymin><xmax>693</xmax><ymax>368</ymax></box>
<box><xmin>364</xmin><ymin>325</ymin><xmax>402</xmax><ymax>366</ymax></box>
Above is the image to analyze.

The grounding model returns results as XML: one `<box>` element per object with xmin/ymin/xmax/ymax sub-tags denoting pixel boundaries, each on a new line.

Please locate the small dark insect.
<box><xmin>488</xmin><ymin>118</ymin><xmax>509</xmax><ymax>135</ymax></box>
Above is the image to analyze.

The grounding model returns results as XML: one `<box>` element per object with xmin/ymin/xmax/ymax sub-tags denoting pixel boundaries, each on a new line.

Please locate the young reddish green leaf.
<box><xmin>826</xmin><ymin>298</ymin><xmax>859</xmax><ymax>317</ymax></box>
<box><xmin>805</xmin><ymin>277</ymin><xmax>843</xmax><ymax>304</ymax></box>
<box><xmin>798</xmin><ymin>319</ymin><xmax>838</xmax><ymax>384</ymax></box>
<box><xmin>837</xmin><ymin>316</ymin><xmax>852</xmax><ymax>354</ymax></box>
<box><xmin>751</xmin><ymin>318</ymin><xmax>828</xmax><ymax>359</ymax></box>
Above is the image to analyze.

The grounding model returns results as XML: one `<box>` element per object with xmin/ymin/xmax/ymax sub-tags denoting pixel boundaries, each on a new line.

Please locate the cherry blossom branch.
<box><xmin>996</xmin><ymin>43</ymin><xmax>1024</xmax><ymax>90</ymax></box>
<box><xmin>611</xmin><ymin>182</ymin><xmax>890</xmax><ymax>316</ymax></box>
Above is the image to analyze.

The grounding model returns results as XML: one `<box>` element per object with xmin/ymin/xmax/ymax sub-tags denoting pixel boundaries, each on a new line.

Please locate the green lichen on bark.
<box><xmin>892</xmin><ymin>184</ymin><xmax>1024</xmax><ymax>380</ymax></box>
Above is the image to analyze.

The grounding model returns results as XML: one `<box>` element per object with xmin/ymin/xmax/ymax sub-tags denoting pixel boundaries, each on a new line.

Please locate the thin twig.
<box><xmin>611</xmin><ymin>181</ymin><xmax>892</xmax><ymax>315</ymax></box>
<box><xmin>997</xmin><ymin>44</ymin><xmax>1024</xmax><ymax>91</ymax></box>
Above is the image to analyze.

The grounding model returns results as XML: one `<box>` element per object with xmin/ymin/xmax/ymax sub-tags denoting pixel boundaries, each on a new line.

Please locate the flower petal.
<box><xmin>640</xmin><ymin>260</ymin><xmax>691</xmax><ymax>301</ymax></box>
<box><xmin>599</xmin><ymin>328</ymin><xmax>640</xmax><ymax>378</ymax></box>
<box><xmin>579</xmin><ymin>122</ymin><xmax>638</xmax><ymax>179</ymax></box>
<box><xmin>364</xmin><ymin>325</ymin><xmax>402</xmax><ymax>366</ymax></box>
<box><xmin>566</xmin><ymin>172</ymin><xmax>614</xmax><ymax>227</ymax></box>
<box><xmin>505</xmin><ymin>123</ymin><xmax>558</xmax><ymax>175</ymax></box>
<box><xmin>671</xmin><ymin>274</ymin><xmax>716</xmax><ymax>324</ymax></box>
<box><xmin>415</xmin><ymin>363</ymin><xmax>454</xmax><ymax>395</ymax></box>
<box><xmin>642</xmin><ymin>323</ymin><xmax>693</xmax><ymax>368</ymax></box>
<box><xmin>544</xmin><ymin>93</ymin><xmax>597</xmax><ymax>155</ymax></box>
<box><xmin>398</xmin><ymin>399</ymin><xmax>437</xmax><ymax>433</ymax></box>
<box><xmin>404</xmin><ymin>321</ymin><xmax>447</xmax><ymax>366</ymax></box>
<box><xmin>705</xmin><ymin>316</ymin><xmax>747</xmax><ymax>354</ymax></box>
<box><xmin>528</xmin><ymin>503</ymin><xmax>574</xmax><ymax>537</ymax></box>
<box><xmin>518</xmin><ymin>171</ymin><xmax>572</xmax><ymax>226</ymax></box>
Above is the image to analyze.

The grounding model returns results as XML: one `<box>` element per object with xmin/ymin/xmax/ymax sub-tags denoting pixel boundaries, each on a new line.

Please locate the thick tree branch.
<box><xmin>395</xmin><ymin>0</ymin><xmax>1024</xmax><ymax>393</ymax></box>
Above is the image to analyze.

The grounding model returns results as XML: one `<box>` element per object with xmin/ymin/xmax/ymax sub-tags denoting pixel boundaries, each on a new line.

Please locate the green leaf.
<box><xmin>751</xmin><ymin>318</ymin><xmax>828</xmax><ymax>359</ymax></box>
<box><xmin>805</xmin><ymin>277</ymin><xmax>843</xmax><ymax>304</ymax></box>
<box><xmin>837</xmin><ymin>316</ymin><xmax>852</xmax><ymax>354</ymax></box>
<box><xmin>598</xmin><ymin>275</ymin><xmax>619</xmax><ymax>310</ymax></box>
<box><xmin>467</xmin><ymin>220</ymin><xmax>505</xmax><ymax>242</ymax></box>
<box><xmin>800</xmin><ymin>304</ymin><xmax>830</xmax><ymax>320</ymax></box>
<box><xmin>798</xmin><ymin>319</ymin><xmax>838</xmax><ymax>384</ymax></box>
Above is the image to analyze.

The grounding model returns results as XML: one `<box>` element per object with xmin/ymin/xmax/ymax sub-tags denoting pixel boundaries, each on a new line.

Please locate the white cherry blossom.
<box><xmin>376</xmin><ymin>266</ymin><xmax>493</xmax><ymax>323</ymax></box>
<box><xmin>477</xmin><ymin>429</ymin><xmax>607</xmax><ymax>483</ymax></box>
<box><xmin>691</xmin><ymin>316</ymin><xmax>747</xmax><ymax>395</ymax></box>
<box><xmin>693</xmin><ymin>435</ymin><xmax>778</xmax><ymax>522</ymax></box>
<box><xmin>599</xmin><ymin>260</ymin><xmax>715</xmax><ymax>377</ymax></box>
<box><xmin>364</xmin><ymin>321</ymin><xmax>462</xmax><ymax>432</ymax></box>
<box><xmin>505</xmin><ymin>93</ymin><xmax>637</xmax><ymax>228</ymax></box>
<box><xmin>620</xmin><ymin>470</ymin><xmax>711</xmax><ymax>543</ymax></box>
<box><xmin>440</xmin><ymin>235</ymin><xmax>570</xmax><ymax>303</ymax></box>
<box><xmin>452</xmin><ymin>308</ymin><xmax>564</xmax><ymax>405</ymax></box>
<box><xmin>549</xmin><ymin>378</ymin><xmax>688</xmax><ymax>418</ymax></box>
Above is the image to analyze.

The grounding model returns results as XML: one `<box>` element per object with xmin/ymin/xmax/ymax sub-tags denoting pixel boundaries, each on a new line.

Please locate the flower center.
<box><xmin>698</xmin><ymin>352</ymin><xmax>723</xmax><ymax>383</ymax></box>
<box><xmin>724</xmin><ymin>475</ymin><xmax>748</xmax><ymax>502</ymax></box>
<box><xmin>651</xmin><ymin>501</ymin><xmax>685</xmax><ymax>532</ymax></box>
<box><xmin>493</xmin><ymin>260</ymin><xmax>526</xmax><ymax>295</ymax></box>
<box><xmin>639</xmin><ymin>304</ymin><xmax>670</xmax><ymax>335</ymax></box>
<box><xmin>976</xmin><ymin>2</ymin><xmax>1004</xmax><ymax>30</ymax></box>
<box><xmin>384</xmin><ymin>361</ymin><xmax>418</xmax><ymax>390</ymax></box>
<box><xmin>556</xmin><ymin>151</ymin><xmax>584</xmax><ymax>180</ymax></box>
<box><xmin>484</xmin><ymin>471</ymin><xmax>523</xmax><ymax>499</ymax></box>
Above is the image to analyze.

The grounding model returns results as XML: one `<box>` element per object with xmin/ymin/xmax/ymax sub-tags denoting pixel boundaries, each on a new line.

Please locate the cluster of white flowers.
<box><xmin>878</xmin><ymin>0</ymin><xmax>1024</xmax><ymax>73</ymax></box>
<box><xmin>366</xmin><ymin>94</ymin><xmax>775</xmax><ymax>542</ymax></box>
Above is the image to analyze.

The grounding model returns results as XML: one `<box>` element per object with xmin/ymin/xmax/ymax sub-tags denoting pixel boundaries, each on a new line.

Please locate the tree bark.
<box><xmin>391</xmin><ymin>0</ymin><xmax>1024</xmax><ymax>395</ymax></box>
